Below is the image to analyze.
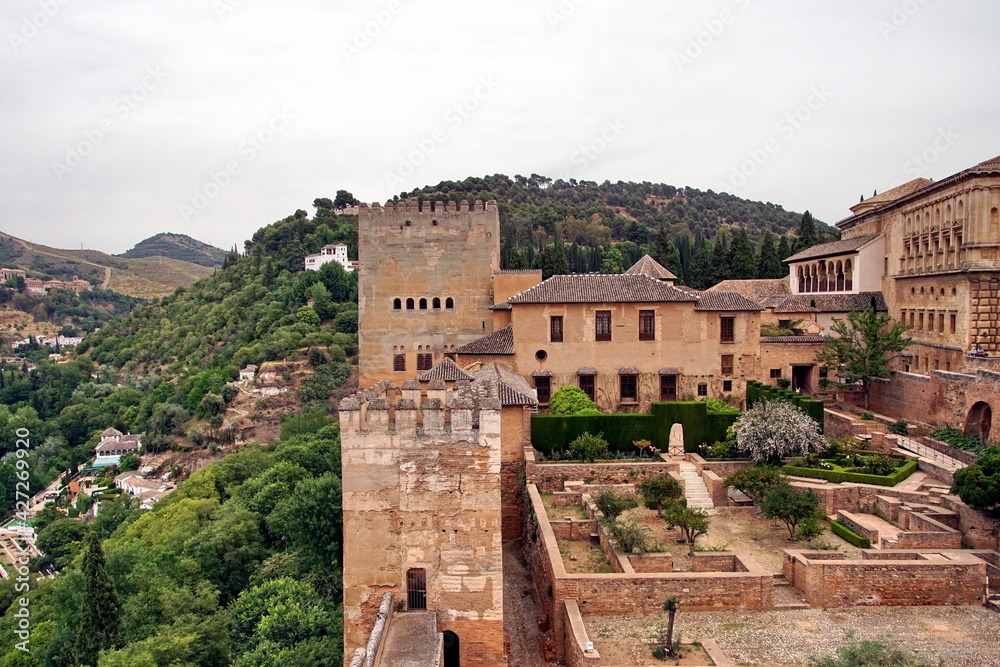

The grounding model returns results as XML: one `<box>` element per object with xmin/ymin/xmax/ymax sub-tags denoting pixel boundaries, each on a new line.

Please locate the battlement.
<box><xmin>338</xmin><ymin>378</ymin><xmax>501</xmax><ymax>439</ymax></box>
<box><xmin>359</xmin><ymin>200</ymin><xmax>500</xmax><ymax>230</ymax></box>
<box><xmin>360</xmin><ymin>199</ymin><xmax>498</xmax><ymax>216</ymax></box>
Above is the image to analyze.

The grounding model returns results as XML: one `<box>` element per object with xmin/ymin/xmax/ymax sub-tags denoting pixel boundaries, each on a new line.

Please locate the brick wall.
<box><xmin>529</xmin><ymin>460</ymin><xmax>678</xmax><ymax>493</ymax></box>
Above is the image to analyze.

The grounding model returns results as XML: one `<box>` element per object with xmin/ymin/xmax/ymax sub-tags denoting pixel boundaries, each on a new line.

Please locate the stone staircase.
<box><xmin>772</xmin><ymin>574</ymin><xmax>811</xmax><ymax>610</ymax></box>
<box><xmin>678</xmin><ymin>462</ymin><xmax>714</xmax><ymax>510</ymax></box>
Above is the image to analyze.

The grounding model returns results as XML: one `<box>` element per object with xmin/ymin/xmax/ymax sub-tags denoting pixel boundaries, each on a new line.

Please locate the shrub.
<box><xmin>662</xmin><ymin>499</ymin><xmax>710</xmax><ymax>555</ymax></box>
<box><xmin>593</xmin><ymin>488</ymin><xmax>638</xmax><ymax>519</ymax></box>
<box><xmin>887</xmin><ymin>420</ymin><xmax>909</xmax><ymax>435</ymax></box>
<box><xmin>809</xmin><ymin>631</ymin><xmax>942</xmax><ymax>666</ymax></box>
<box><xmin>951</xmin><ymin>446</ymin><xmax>1000</xmax><ymax>512</ymax></box>
<box><xmin>333</xmin><ymin>310</ymin><xmax>358</xmax><ymax>334</ymax></box>
<box><xmin>307</xmin><ymin>347</ymin><xmax>329</xmax><ymax>367</ymax></box>
<box><xmin>603</xmin><ymin>516</ymin><xmax>650</xmax><ymax>554</ymax></box>
<box><xmin>638</xmin><ymin>475</ymin><xmax>683</xmax><ymax>515</ymax></box>
<box><xmin>930</xmin><ymin>427</ymin><xmax>991</xmax><ymax>453</ymax></box>
<box><xmin>723</xmin><ymin>465</ymin><xmax>789</xmax><ymax>503</ymax></box>
<box><xmin>733</xmin><ymin>400</ymin><xmax>825</xmax><ymax>464</ymax></box>
<box><xmin>700</xmin><ymin>398</ymin><xmax>740</xmax><ymax>415</ymax></box>
<box><xmin>795</xmin><ymin>516</ymin><xmax>824</xmax><ymax>542</ymax></box>
<box><xmin>761</xmin><ymin>486</ymin><xmax>822</xmax><ymax>541</ymax></box>
<box><xmin>569</xmin><ymin>432</ymin><xmax>608</xmax><ymax>462</ymax></box>
<box><xmin>298</xmin><ymin>362</ymin><xmax>351</xmax><ymax>403</ymax></box>
<box><xmin>830</xmin><ymin>520</ymin><xmax>871</xmax><ymax>548</ymax></box>
<box><xmin>859</xmin><ymin>412</ymin><xmax>875</xmax><ymax>421</ymax></box>
<box><xmin>549</xmin><ymin>386</ymin><xmax>601</xmax><ymax>416</ymax></box>
<box><xmin>776</xmin><ymin>377</ymin><xmax>791</xmax><ymax>388</ymax></box>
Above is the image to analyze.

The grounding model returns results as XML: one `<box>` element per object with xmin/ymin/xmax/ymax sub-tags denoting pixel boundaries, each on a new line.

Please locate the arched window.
<box><xmin>445</xmin><ymin>297</ymin><xmax>454</xmax><ymax>309</ymax></box>
<box><xmin>819</xmin><ymin>263</ymin><xmax>828</xmax><ymax>293</ymax></box>
<box><xmin>393</xmin><ymin>298</ymin><xmax>402</xmax><ymax>310</ymax></box>
<box><xmin>433</xmin><ymin>297</ymin><xmax>441</xmax><ymax>309</ymax></box>
<box><xmin>797</xmin><ymin>266</ymin><xmax>805</xmax><ymax>293</ymax></box>
<box><xmin>419</xmin><ymin>298</ymin><xmax>428</xmax><ymax>310</ymax></box>
<box><xmin>836</xmin><ymin>261</ymin><xmax>845</xmax><ymax>291</ymax></box>
<box><xmin>406</xmin><ymin>298</ymin><xmax>415</xmax><ymax>310</ymax></box>
<box><xmin>844</xmin><ymin>260</ymin><xmax>853</xmax><ymax>291</ymax></box>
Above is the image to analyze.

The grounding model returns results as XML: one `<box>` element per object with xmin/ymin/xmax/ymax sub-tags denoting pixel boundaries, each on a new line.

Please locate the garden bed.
<box><xmin>783</xmin><ymin>459</ymin><xmax>917</xmax><ymax>487</ymax></box>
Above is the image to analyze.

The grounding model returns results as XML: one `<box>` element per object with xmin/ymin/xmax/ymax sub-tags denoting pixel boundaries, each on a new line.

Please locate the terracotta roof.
<box><xmin>473</xmin><ymin>363</ymin><xmax>537</xmax><ymax>406</ymax></box>
<box><xmin>861</xmin><ymin>179</ymin><xmax>935</xmax><ymax>208</ymax></box>
<box><xmin>761</xmin><ymin>336</ymin><xmax>827</xmax><ymax>344</ymax></box>
<box><xmin>494</xmin><ymin>270</ymin><xmax>543</xmax><ymax>275</ymax></box>
<box><xmin>977</xmin><ymin>155</ymin><xmax>1000</xmax><ymax>168</ymax></box>
<box><xmin>706</xmin><ymin>279</ymin><xmax>789</xmax><ymax>301</ymax></box>
<box><xmin>769</xmin><ymin>296</ymin><xmax>820</xmax><ymax>313</ymax></box>
<box><xmin>416</xmin><ymin>358</ymin><xmax>475</xmax><ymax>382</ymax></box>
<box><xmin>101</xmin><ymin>427</ymin><xmax>123</xmax><ymax>438</ymax></box>
<box><xmin>508</xmin><ymin>274</ymin><xmax>697</xmax><ymax>304</ymax></box>
<box><xmin>625</xmin><ymin>255</ymin><xmax>677</xmax><ymax>281</ymax></box>
<box><xmin>674</xmin><ymin>285</ymin><xmax>702</xmax><ymax>294</ymax></box>
<box><xmin>694</xmin><ymin>292</ymin><xmax>764</xmax><ymax>311</ymax></box>
<box><xmin>454</xmin><ymin>324</ymin><xmax>514</xmax><ymax>356</ymax></box>
<box><xmin>808</xmin><ymin>292</ymin><xmax>888</xmax><ymax>312</ymax></box>
<box><xmin>95</xmin><ymin>439</ymin><xmax>141</xmax><ymax>454</ymax></box>
<box><xmin>489</xmin><ymin>302</ymin><xmax>512</xmax><ymax>311</ymax></box>
<box><xmin>784</xmin><ymin>234</ymin><xmax>880</xmax><ymax>263</ymax></box>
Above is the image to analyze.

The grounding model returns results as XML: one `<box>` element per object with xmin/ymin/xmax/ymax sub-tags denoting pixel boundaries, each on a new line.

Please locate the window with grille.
<box><xmin>579</xmin><ymin>375</ymin><xmax>595</xmax><ymax>401</ymax></box>
<box><xmin>406</xmin><ymin>569</ymin><xmax>427</xmax><ymax>611</ymax></box>
<box><xmin>660</xmin><ymin>375</ymin><xmax>677</xmax><ymax>401</ymax></box>
<box><xmin>550</xmin><ymin>316</ymin><xmax>563</xmax><ymax>343</ymax></box>
<box><xmin>697</xmin><ymin>383</ymin><xmax>708</xmax><ymax>397</ymax></box>
<box><xmin>770</xmin><ymin>368</ymin><xmax>782</xmax><ymax>379</ymax></box>
<box><xmin>938</xmin><ymin>313</ymin><xmax>945</xmax><ymax>333</ymax></box>
<box><xmin>720</xmin><ymin>317</ymin><xmax>735</xmax><ymax>343</ymax></box>
<box><xmin>535</xmin><ymin>377</ymin><xmax>551</xmax><ymax>404</ymax></box>
<box><xmin>950</xmin><ymin>314</ymin><xmax>956</xmax><ymax>334</ymax></box>
<box><xmin>620</xmin><ymin>374</ymin><xmax>637</xmax><ymax>403</ymax></box>
<box><xmin>639</xmin><ymin>310</ymin><xmax>655</xmax><ymax>341</ymax></box>
<box><xmin>721</xmin><ymin>355</ymin><xmax>734</xmax><ymax>376</ymax></box>
<box><xmin>595</xmin><ymin>311</ymin><xmax>611</xmax><ymax>341</ymax></box>
<box><xmin>417</xmin><ymin>353</ymin><xmax>433</xmax><ymax>371</ymax></box>
<box><xmin>393</xmin><ymin>354</ymin><xmax>406</xmax><ymax>372</ymax></box>
<box><xmin>723</xmin><ymin>380</ymin><xmax>733</xmax><ymax>392</ymax></box>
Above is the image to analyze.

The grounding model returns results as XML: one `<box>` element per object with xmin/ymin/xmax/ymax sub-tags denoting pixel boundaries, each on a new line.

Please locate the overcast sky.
<box><xmin>1</xmin><ymin>1</ymin><xmax>998</xmax><ymax>254</ymax></box>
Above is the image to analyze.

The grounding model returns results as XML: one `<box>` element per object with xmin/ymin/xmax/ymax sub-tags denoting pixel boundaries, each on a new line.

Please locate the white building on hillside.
<box><xmin>304</xmin><ymin>244</ymin><xmax>355</xmax><ymax>273</ymax></box>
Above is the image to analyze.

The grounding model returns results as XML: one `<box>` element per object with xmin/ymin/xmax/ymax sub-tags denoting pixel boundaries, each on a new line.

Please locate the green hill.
<box><xmin>118</xmin><ymin>232</ymin><xmax>228</xmax><ymax>268</ymax></box>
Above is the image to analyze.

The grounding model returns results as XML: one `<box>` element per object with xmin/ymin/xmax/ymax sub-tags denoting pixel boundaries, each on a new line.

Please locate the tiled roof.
<box><xmin>808</xmin><ymin>292</ymin><xmax>888</xmax><ymax>312</ymax></box>
<box><xmin>694</xmin><ymin>292</ymin><xmax>764</xmax><ymax>311</ymax></box>
<box><xmin>489</xmin><ymin>302</ymin><xmax>512</xmax><ymax>310</ymax></box>
<box><xmin>625</xmin><ymin>255</ymin><xmax>677</xmax><ymax>281</ymax></box>
<box><xmin>531</xmin><ymin>369</ymin><xmax>553</xmax><ymax>377</ymax></box>
<box><xmin>785</xmin><ymin>234</ymin><xmax>881</xmax><ymax>263</ymax></box>
<box><xmin>473</xmin><ymin>363</ymin><xmax>537</xmax><ymax>406</ymax></box>
<box><xmin>861</xmin><ymin>179</ymin><xmax>935</xmax><ymax>207</ymax></box>
<box><xmin>761</xmin><ymin>336</ymin><xmax>827</xmax><ymax>344</ymax></box>
<box><xmin>977</xmin><ymin>155</ymin><xmax>1000</xmax><ymax>168</ymax></box>
<box><xmin>619</xmin><ymin>367</ymin><xmax>640</xmax><ymax>375</ymax></box>
<box><xmin>674</xmin><ymin>285</ymin><xmax>702</xmax><ymax>294</ymax></box>
<box><xmin>659</xmin><ymin>368</ymin><xmax>681</xmax><ymax>375</ymax></box>
<box><xmin>707</xmin><ymin>279</ymin><xmax>789</xmax><ymax>302</ymax></box>
<box><xmin>577</xmin><ymin>367</ymin><xmax>598</xmax><ymax>376</ymax></box>
<box><xmin>416</xmin><ymin>358</ymin><xmax>475</xmax><ymax>382</ymax></box>
<box><xmin>101</xmin><ymin>427</ymin><xmax>123</xmax><ymax>438</ymax></box>
<box><xmin>508</xmin><ymin>274</ymin><xmax>697</xmax><ymax>304</ymax></box>
<box><xmin>770</xmin><ymin>296</ymin><xmax>820</xmax><ymax>313</ymax></box>
<box><xmin>454</xmin><ymin>324</ymin><xmax>514</xmax><ymax>355</ymax></box>
<box><xmin>494</xmin><ymin>270</ymin><xmax>543</xmax><ymax>275</ymax></box>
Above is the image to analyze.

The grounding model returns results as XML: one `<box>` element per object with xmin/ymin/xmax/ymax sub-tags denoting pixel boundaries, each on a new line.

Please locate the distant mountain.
<box><xmin>118</xmin><ymin>233</ymin><xmax>227</xmax><ymax>268</ymax></box>
<box><xmin>0</xmin><ymin>231</ymin><xmax>214</xmax><ymax>299</ymax></box>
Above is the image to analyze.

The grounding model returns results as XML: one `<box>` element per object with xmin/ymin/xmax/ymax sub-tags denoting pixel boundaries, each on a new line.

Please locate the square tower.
<box><xmin>357</xmin><ymin>200</ymin><xmax>501</xmax><ymax>387</ymax></box>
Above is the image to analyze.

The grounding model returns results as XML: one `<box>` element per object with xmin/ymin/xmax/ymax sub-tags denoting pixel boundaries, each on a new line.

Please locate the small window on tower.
<box><xmin>417</xmin><ymin>353</ymin><xmax>433</xmax><ymax>371</ymax></box>
<box><xmin>393</xmin><ymin>354</ymin><xmax>406</xmax><ymax>372</ymax></box>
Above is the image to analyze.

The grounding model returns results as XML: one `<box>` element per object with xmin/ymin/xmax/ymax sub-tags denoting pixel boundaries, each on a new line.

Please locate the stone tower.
<box><xmin>340</xmin><ymin>381</ymin><xmax>506</xmax><ymax>666</ymax></box>
<box><xmin>357</xmin><ymin>200</ymin><xmax>501</xmax><ymax>387</ymax></box>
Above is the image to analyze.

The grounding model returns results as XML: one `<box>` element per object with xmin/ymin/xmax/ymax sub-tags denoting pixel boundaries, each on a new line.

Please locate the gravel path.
<box><xmin>588</xmin><ymin>606</ymin><xmax>1000</xmax><ymax>666</ymax></box>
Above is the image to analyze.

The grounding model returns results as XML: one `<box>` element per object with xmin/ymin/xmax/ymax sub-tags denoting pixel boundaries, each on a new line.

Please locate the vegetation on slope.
<box><xmin>118</xmin><ymin>233</ymin><xmax>228</xmax><ymax>268</ymax></box>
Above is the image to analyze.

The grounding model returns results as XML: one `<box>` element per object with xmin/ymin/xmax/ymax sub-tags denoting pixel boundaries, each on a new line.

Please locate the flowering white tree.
<box><xmin>733</xmin><ymin>400</ymin><xmax>825</xmax><ymax>464</ymax></box>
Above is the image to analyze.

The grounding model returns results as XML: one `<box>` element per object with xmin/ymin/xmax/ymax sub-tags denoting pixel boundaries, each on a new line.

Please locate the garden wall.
<box><xmin>526</xmin><ymin>455</ymin><xmax>677</xmax><ymax>493</ymax></box>
<box><xmin>783</xmin><ymin>549</ymin><xmax>987</xmax><ymax>608</ymax></box>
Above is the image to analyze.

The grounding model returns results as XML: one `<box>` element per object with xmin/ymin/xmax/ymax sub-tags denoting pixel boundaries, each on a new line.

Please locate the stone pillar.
<box><xmin>339</xmin><ymin>397</ymin><xmax>361</xmax><ymax>432</ymax></box>
<box><xmin>367</xmin><ymin>398</ymin><xmax>391</xmax><ymax>434</ymax></box>
<box><xmin>423</xmin><ymin>398</ymin><xmax>445</xmax><ymax>434</ymax></box>
<box><xmin>402</xmin><ymin>380</ymin><xmax>422</xmax><ymax>405</ymax></box>
<box><xmin>395</xmin><ymin>398</ymin><xmax>418</xmax><ymax>432</ymax></box>
<box><xmin>427</xmin><ymin>379</ymin><xmax>447</xmax><ymax>404</ymax></box>
<box><xmin>451</xmin><ymin>397</ymin><xmax>474</xmax><ymax>437</ymax></box>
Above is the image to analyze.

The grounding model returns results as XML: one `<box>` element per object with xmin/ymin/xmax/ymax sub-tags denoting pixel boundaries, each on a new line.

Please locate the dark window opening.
<box><xmin>770</xmin><ymin>368</ymin><xmax>782</xmax><ymax>379</ymax></box>
<box><xmin>639</xmin><ymin>310</ymin><xmax>655</xmax><ymax>341</ymax></box>
<box><xmin>720</xmin><ymin>317</ymin><xmax>735</xmax><ymax>343</ymax></box>
<box><xmin>697</xmin><ymin>383</ymin><xmax>708</xmax><ymax>397</ymax></box>
<box><xmin>393</xmin><ymin>298</ymin><xmax>402</xmax><ymax>310</ymax></box>
<box><xmin>620</xmin><ymin>374</ymin><xmax>637</xmax><ymax>403</ymax></box>
<box><xmin>406</xmin><ymin>298</ymin><xmax>415</xmax><ymax>310</ymax></box>
<box><xmin>535</xmin><ymin>349</ymin><xmax>547</xmax><ymax>361</ymax></box>
<box><xmin>406</xmin><ymin>569</ymin><xmax>427</xmax><ymax>611</ymax></box>
<box><xmin>417</xmin><ymin>353</ymin><xmax>433</xmax><ymax>371</ymax></box>
<box><xmin>579</xmin><ymin>375</ymin><xmax>595</xmax><ymax>401</ymax></box>
<box><xmin>419</xmin><ymin>298</ymin><xmax>428</xmax><ymax>310</ymax></box>
<box><xmin>535</xmin><ymin>377</ymin><xmax>551</xmax><ymax>404</ymax></box>
<box><xmin>445</xmin><ymin>297</ymin><xmax>454</xmax><ymax>309</ymax></box>
<box><xmin>393</xmin><ymin>354</ymin><xmax>406</xmax><ymax>372</ymax></box>
<box><xmin>433</xmin><ymin>297</ymin><xmax>441</xmax><ymax>309</ymax></box>
<box><xmin>550</xmin><ymin>316</ymin><xmax>563</xmax><ymax>343</ymax></box>
<box><xmin>443</xmin><ymin>631</ymin><xmax>460</xmax><ymax>667</ymax></box>
<box><xmin>723</xmin><ymin>380</ymin><xmax>733</xmax><ymax>392</ymax></box>
<box><xmin>596</xmin><ymin>311</ymin><xmax>612</xmax><ymax>341</ymax></box>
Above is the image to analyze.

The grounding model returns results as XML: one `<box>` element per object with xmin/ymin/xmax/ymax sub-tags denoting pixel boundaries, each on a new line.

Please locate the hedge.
<box><xmin>781</xmin><ymin>459</ymin><xmax>918</xmax><ymax>487</ymax></box>
<box><xmin>530</xmin><ymin>401</ymin><xmax>738</xmax><ymax>454</ymax></box>
<box><xmin>746</xmin><ymin>380</ymin><xmax>825</xmax><ymax>433</ymax></box>
<box><xmin>830</xmin><ymin>520</ymin><xmax>871</xmax><ymax>548</ymax></box>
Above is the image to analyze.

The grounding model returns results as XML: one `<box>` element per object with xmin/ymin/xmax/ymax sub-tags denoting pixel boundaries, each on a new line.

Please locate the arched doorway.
<box><xmin>443</xmin><ymin>630</ymin><xmax>460</xmax><ymax>667</ymax></box>
<box><xmin>964</xmin><ymin>402</ymin><xmax>993</xmax><ymax>443</ymax></box>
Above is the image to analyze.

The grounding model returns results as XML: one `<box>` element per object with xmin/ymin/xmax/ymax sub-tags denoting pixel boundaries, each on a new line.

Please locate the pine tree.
<box><xmin>757</xmin><ymin>231</ymin><xmax>785</xmax><ymax>279</ymax></box>
<box><xmin>76</xmin><ymin>532</ymin><xmax>124</xmax><ymax>666</ymax></box>
<box><xmin>796</xmin><ymin>211</ymin><xmax>819</xmax><ymax>252</ymax></box>
<box><xmin>652</xmin><ymin>227</ymin><xmax>681</xmax><ymax>276</ymax></box>
<box><xmin>730</xmin><ymin>229</ymin><xmax>758</xmax><ymax>280</ymax></box>
<box><xmin>710</xmin><ymin>232</ymin><xmax>730</xmax><ymax>285</ymax></box>
<box><xmin>508</xmin><ymin>247</ymin><xmax>528</xmax><ymax>270</ymax></box>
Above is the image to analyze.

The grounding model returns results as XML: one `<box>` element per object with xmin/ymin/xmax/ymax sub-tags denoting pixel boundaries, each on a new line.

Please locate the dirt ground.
<box><xmin>540</xmin><ymin>493</ymin><xmax>589</xmax><ymax>521</ymax></box>
<box><xmin>595</xmin><ymin>639</ymin><xmax>716</xmax><ymax>666</ymax></box>
<box><xmin>558</xmin><ymin>538</ymin><xmax>615</xmax><ymax>574</ymax></box>
<box><xmin>587</xmin><ymin>606</ymin><xmax>1000</xmax><ymax>666</ymax></box>
<box><xmin>502</xmin><ymin>540</ymin><xmax>554</xmax><ymax>666</ymax></box>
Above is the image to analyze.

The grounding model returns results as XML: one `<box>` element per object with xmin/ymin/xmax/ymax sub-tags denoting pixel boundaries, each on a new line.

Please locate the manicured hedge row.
<box><xmin>746</xmin><ymin>380</ymin><xmax>825</xmax><ymax>432</ymax></box>
<box><xmin>830</xmin><ymin>520</ymin><xmax>871</xmax><ymax>548</ymax></box>
<box><xmin>781</xmin><ymin>459</ymin><xmax>918</xmax><ymax>487</ymax></box>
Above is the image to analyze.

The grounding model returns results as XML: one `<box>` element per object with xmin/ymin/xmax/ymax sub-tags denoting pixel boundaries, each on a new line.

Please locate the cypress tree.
<box><xmin>757</xmin><ymin>231</ymin><xmax>785</xmax><ymax>279</ymax></box>
<box><xmin>76</xmin><ymin>532</ymin><xmax>124</xmax><ymax>666</ymax></box>
<box><xmin>730</xmin><ymin>229</ymin><xmax>758</xmax><ymax>280</ymax></box>
<box><xmin>652</xmin><ymin>227</ymin><xmax>682</xmax><ymax>277</ymax></box>
<box><xmin>776</xmin><ymin>235</ymin><xmax>793</xmax><ymax>261</ymax></box>
<box><xmin>710</xmin><ymin>232</ymin><xmax>730</xmax><ymax>285</ymax></box>
<box><xmin>796</xmin><ymin>211</ymin><xmax>819</xmax><ymax>252</ymax></box>
<box><xmin>689</xmin><ymin>242</ymin><xmax>712</xmax><ymax>290</ymax></box>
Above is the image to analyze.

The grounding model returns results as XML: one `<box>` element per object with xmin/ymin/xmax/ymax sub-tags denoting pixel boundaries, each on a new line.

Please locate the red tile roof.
<box><xmin>416</xmin><ymin>358</ymin><xmax>475</xmax><ymax>382</ymax></box>
<box><xmin>784</xmin><ymin>234</ymin><xmax>881</xmax><ymax>263</ymax></box>
<box><xmin>694</xmin><ymin>292</ymin><xmax>764</xmax><ymax>312</ymax></box>
<box><xmin>454</xmin><ymin>324</ymin><xmax>514</xmax><ymax>356</ymax></box>
<box><xmin>508</xmin><ymin>274</ymin><xmax>697</xmax><ymax>304</ymax></box>
<box><xmin>625</xmin><ymin>255</ymin><xmax>677</xmax><ymax>281</ymax></box>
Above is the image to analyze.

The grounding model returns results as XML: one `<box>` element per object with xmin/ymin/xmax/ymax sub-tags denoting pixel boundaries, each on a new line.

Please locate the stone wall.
<box><xmin>527</xmin><ymin>459</ymin><xmax>678</xmax><ymax>493</ymax></box>
<box><xmin>783</xmin><ymin>549</ymin><xmax>987</xmax><ymax>608</ymax></box>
